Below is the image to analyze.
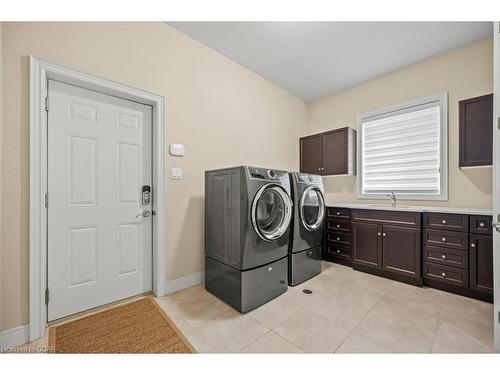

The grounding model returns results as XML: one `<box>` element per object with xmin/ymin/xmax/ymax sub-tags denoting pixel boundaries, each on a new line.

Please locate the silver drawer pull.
<box><xmin>471</xmin><ymin>243</ymin><xmax>476</xmax><ymax>248</ymax></box>
<box><xmin>441</xmin><ymin>254</ymin><xmax>446</xmax><ymax>259</ymax></box>
<box><xmin>441</xmin><ymin>272</ymin><xmax>446</xmax><ymax>277</ymax></box>
<box><xmin>382</xmin><ymin>233</ymin><xmax>386</xmax><ymax>237</ymax></box>
<box><xmin>337</xmin><ymin>237</ymin><xmax>340</xmax><ymax>241</ymax></box>
<box><xmin>336</xmin><ymin>212</ymin><xmax>340</xmax><ymax>215</ymax></box>
<box><xmin>479</xmin><ymin>222</ymin><xmax>485</xmax><ymax>228</ymax></box>
<box><xmin>441</xmin><ymin>237</ymin><xmax>446</xmax><ymax>242</ymax></box>
<box><xmin>336</xmin><ymin>224</ymin><xmax>340</xmax><ymax>228</ymax></box>
<box><xmin>377</xmin><ymin>232</ymin><xmax>381</xmax><ymax>236</ymax></box>
<box><xmin>442</xmin><ymin>220</ymin><xmax>447</xmax><ymax>224</ymax></box>
<box><xmin>336</xmin><ymin>250</ymin><xmax>340</xmax><ymax>253</ymax></box>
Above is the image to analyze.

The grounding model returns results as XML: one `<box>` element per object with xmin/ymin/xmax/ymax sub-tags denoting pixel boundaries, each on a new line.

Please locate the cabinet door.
<box><xmin>459</xmin><ymin>94</ymin><xmax>493</xmax><ymax>167</ymax></box>
<box><xmin>322</xmin><ymin>129</ymin><xmax>347</xmax><ymax>175</ymax></box>
<box><xmin>382</xmin><ymin>225</ymin><xmax>421</xmax><ymax>279</ymax></box>
<box><xmin>300</xmin><ymin>134</ymin><xmax>322</xmax><ymax>174</ymax></box>
<box><xmin>469</xmin><ymin>234</ymin><xmax>493</xmax><ymax>294</ymax></box>
<box><xmin>352</xmin><ymin>222</ymin><xmax>382</xmax><ymax>270</ymax></box>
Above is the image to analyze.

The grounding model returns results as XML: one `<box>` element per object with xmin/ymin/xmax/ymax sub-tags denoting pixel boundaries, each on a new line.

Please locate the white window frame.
<box><xmin>356</xmin><ymin>93</ymin><xmax>448</xmax><ymax>201</ymax></box>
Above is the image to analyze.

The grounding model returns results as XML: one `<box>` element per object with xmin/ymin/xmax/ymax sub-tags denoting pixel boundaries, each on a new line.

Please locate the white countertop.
<box><xmin>325</xmin><ymin>202</ymin><xmax>492</xmax><ymax>216</ymax></box>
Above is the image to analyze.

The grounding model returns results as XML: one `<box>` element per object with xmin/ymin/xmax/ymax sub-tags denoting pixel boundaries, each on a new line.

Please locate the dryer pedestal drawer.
<box><xmin>288</xmin><ymin>245</ymin><xmax>321</xmax><ymax>286</ymax></box>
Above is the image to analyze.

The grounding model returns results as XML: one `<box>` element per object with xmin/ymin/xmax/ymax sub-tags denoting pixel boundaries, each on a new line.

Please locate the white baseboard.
<box><xmin>165</xmin><ymin>271</ymin><xmax>205</xmax><ymax>295</ymax></box>
<box><xmin>0</xmin><ymin>324</ymin><xmax>30</xmax><ymax>351</ymax></box>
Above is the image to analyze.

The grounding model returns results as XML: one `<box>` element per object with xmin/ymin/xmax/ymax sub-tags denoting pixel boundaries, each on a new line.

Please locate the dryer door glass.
<box><xmin>252</xmin><ymin>185</ymin><xmax>292</xmax><ymax>241</ymax></box>
<box><xmin>300</xmin><ymin>187</ymin><xmax>325</xmax><ymax>231</ymax></box>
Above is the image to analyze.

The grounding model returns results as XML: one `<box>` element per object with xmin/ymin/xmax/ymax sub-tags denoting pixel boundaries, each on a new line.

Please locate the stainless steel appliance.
<box><xmin>288</xmin><ymin>172</ymin><xmax>325</xmax><ymax>286</ymax></box>
<box><xmin>204</xmin><ymin>166</ymin><xmax>293</xmax><ymax>312</ymax></box>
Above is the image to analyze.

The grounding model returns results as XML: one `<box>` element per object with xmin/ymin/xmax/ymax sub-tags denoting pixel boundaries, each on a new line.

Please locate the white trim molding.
<box><xmin>0</xmin><ymin>325</ymin><xmax>30</xmax><ymax>351</ymax></box>
<box><xmin>165</xmin><ymin>272</ymin><xmax>205</xmax><ymax>295</ymax></box>
<box><xmin>29</xmin><ymin>57</ymin><xmax>167</xmax><ymax>342</ymax></box>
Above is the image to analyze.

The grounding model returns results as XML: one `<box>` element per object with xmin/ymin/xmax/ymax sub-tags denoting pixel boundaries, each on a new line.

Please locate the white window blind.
<box><xmin>359</xmin><ymin>95</ymin><xmax>447</xmax><ymax>199</ymax></box>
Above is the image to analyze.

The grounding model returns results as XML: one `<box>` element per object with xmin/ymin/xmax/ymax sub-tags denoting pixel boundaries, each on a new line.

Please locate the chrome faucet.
<box><xmin>387</xmin><ymin>192</ymin><xmax>396</xmax><ymax>207</ymax></box>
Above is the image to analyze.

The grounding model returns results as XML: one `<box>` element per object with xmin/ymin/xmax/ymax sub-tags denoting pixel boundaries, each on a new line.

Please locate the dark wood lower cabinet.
<box><xmin>324</xmin><ymin>209</ymin><xmax>493</xmax><ymax>303</ymax></box>
<box><xmin>382</xmin><ymin>225</ymin><xmax>421</xmax><ymax>279</ymax></box>
<box><xmin>352</xmin><ymin>222</ymin><xmax>382</xmax><ymax>270</ymax></box>
<box><xmin>469</xmin><ymin>234</ymin><xmax>493</xmax><ymax>294</ymax></box>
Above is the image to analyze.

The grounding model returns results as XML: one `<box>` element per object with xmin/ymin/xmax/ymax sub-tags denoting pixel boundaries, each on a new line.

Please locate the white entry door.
<box><xmin>47</xmin><ymin>80</ymin><xmax>152</xmax><ymax>321</ymax></box>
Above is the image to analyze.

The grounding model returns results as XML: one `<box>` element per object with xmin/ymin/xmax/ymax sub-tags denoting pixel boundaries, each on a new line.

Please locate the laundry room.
<box><xmin>1</xmin><ymin>3</ymin><xmax>500</xmax><ymax>373</ymax></box>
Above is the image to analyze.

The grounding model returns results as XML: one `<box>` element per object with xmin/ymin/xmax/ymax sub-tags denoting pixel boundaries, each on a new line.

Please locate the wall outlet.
<box><xmin>171</xmin><ymin>167</ymin><xmax>183</xmax><ymax>180</ymax></box>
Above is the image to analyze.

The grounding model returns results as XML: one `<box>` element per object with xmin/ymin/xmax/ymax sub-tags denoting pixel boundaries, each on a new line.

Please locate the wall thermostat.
<box><xmin>169</xmin><ymin>143</ymin><xmax>186</xmax><ymax>157</ymax></box>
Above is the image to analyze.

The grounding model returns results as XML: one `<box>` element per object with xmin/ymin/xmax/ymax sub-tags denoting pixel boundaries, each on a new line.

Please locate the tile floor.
<box><xmin>21</xmin><ymin>262</ymin><xmax>496</xmax><ymax>353</ymax></box>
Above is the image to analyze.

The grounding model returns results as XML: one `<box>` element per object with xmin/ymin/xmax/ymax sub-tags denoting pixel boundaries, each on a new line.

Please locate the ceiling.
<box><xmin>167</xmin><ymin>22</ymin><xmax>493</xmax><ymax>101</ymax></box>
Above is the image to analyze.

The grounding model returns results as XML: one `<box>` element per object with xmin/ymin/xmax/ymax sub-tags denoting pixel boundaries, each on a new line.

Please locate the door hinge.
<box><xmin>44</xmin><ymin>192</ymin><xmax>49</xmax><ymax>208</ymax></box>
<box><xmin>45</xmin><ymin>288</ymin><xmax>49</xmax><ymax>305</ymax></box>
<box><xmin>45</xmin><ymin>97</ymin><xmax>49</xmax><ymax>112</ymax></box>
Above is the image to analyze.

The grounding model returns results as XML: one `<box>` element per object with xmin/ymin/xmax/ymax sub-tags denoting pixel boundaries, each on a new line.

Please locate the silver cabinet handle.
<box><xmin>136</xmin><ymin>210</ymin><xmax>151</xmax><ymax>218</ymax></box>
<box><xmin>441</xmin><ymin>272</ymin><xmax>447</xmax><ymax>278</ymax></box>
<box><xmin>479</xmin><ymin>222</ymin><xmax>485</xmax><ymax>228</ymax></box>
<box><xmin>336</xmin><ymin>212</ymin><xmax>340</xmax><ymax>215</ymax></box>
<box><xmin>336</xmin><ymin>224</ymin><xmax>340</xmax><ymax>228</ymax></box>
<box><xmin>442</xmin><ymin>219</ymin><xmax>447</xmax><ymax>224</ymax></box>
<box><xmin>382</xmin><ymin>233</ymin><xmax>386</xmax><ymax>237</ymax></box>
<box><xmin>441</xmin><ymin>254</ymin><xmax>447</xmax><ymax>259</ymax></box>
<box><xmin>471</xmin><ymin>243</ymin><xmax>476</xmax><ymax>248</ymax></box>
<box><xmin>337</xmin><ymin>237</ymin><xmax>340</xmax><ymax>241</ymax></box>
<box><xmin>441</xmin><ymin>237</ymin><xmax>446</xmax><ymax>242</ymax></box>
<box><xmin>377</xmin><ymin>232</ymin><xmax>381</xmax><ymax>236</ymax></box>
<box><xmin>336</xmin><ymin>249</ymin><xmax>340</xmax><ymax>253</ymax></box>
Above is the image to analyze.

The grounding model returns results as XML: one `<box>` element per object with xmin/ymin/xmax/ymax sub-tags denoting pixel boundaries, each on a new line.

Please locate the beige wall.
<box><xmin>0</xmin><ymin>22</ymin><xmax>307</xmax><ymax>331</ymax></box>
<box><xmin>307</xmin><ymin>37</ymin><xmax>493</xmax><ymax>209</ymax></box>
<box><xmin>0</xmin><ymin>23</ymin><xmax>493</xmax><ymax>334</ymax></box>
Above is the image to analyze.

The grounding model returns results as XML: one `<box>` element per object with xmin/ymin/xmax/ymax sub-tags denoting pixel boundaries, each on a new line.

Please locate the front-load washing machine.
<box><xmin>204</xmin><ymin>166</ymin><xmax>293</xmax><ymax>312</ymax></box>
<box><xmin>288</xmin><ymin>172</ymin><xmax>325</xmax><ymax>286</ymax></box>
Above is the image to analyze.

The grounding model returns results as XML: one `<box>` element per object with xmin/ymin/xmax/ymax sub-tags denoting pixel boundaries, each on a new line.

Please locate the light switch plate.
<box><xmin>171</xmin><ymin>167</ymin><xmax>183</xmax><ymax>180</ymax></box>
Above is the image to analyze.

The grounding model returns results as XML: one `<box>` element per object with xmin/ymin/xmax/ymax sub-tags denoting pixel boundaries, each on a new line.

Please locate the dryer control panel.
<box><xmin>295</xmin><ymin>172</ymin><xmax>322</xmax><ymax>184</ymax></box>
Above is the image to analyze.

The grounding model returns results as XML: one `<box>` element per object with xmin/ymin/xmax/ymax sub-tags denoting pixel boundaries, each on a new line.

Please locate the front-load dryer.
<box><xmin>204</xmin><ymin>166</ymin><xmax>293</xmax><ymax>312</ymax></box>
<box><xmin>288</xmin><ymin>172</ymin><xmax>325</xmax><ymax>286</ymax></box>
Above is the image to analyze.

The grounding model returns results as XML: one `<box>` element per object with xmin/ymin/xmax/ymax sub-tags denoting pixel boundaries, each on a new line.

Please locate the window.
<box><xmin>357</xmin><ymin>94</ymin><xmax>448</xmax><ymax>200</ymax></box>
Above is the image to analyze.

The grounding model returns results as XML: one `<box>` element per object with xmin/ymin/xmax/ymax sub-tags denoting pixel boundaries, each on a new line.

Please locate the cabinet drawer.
<box><xmin>326</xmin><ymin>231</ymin><xmax>351</xmax><ymax>245</ymax></box>
<box><xmin>469</xmin><ymin>215</ymin><xmax>492</xmax><ymax>235</ymax></box>
<box><xmin>352</xmin><ymin>209</ymin><xmax>420</xmax><ymax>228</ymax></box>
<box><xmin>326</xmin><ymin>207</ymin><xmax>351</xmax><ymax>220</ymax></box>
<box><xmin>325</xmin><ymin>243</ymin><xmax>351</xmax><ymax>261</ymax></box>
<box><xmin>423</xmin><ymin>213</ymin><xmax>468</xmax><ymax>232</ymax></box>
<box><xmin>423</xmin><ymin>245</ymin><xmax>468</xmax><ymax>269</ymax></box>
<box><xmin>326</xmin><ymin>219</ymin><xmax>351</xmax><ymax>232</ymax></box>
<box><xmin>423</xmin><ymin>262</ymin><xmax>469</xmax><ymax>288</ymax></box>
<box><xmin>423</xmin><ymin>229</ymin><xmax>468</xmax><ymax>251</ymax></box>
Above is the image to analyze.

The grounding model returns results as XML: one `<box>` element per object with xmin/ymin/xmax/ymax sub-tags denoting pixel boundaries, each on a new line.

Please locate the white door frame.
<box><xmin>493</xmin><ymin>22</ymin><xmax>500</xmax><ymax>352</ymax></box>
<box><xmin>29</xmin><ymin>56</ymin><xmax>166</xmax><ymax>341</ymax></box>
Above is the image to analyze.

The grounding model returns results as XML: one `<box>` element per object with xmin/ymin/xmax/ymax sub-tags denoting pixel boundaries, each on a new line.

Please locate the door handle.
<box><xmin>492</xmin><ymin>222</ymin><xmax>500</xmax><ymax>232</ymax></box>
<box><xmin>136</xmin><ymin>210</ymin><xmax>151</xmax><ymax>218</ymax></box>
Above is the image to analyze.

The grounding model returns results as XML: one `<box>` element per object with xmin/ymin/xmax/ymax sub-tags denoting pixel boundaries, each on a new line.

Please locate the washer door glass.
<box><xmin>300</xmin><ymin>187</ymin><xmax>325</xmax><ymax>231</ymax></box>
<box><xmin>252</xmin><ymin>185</ymin><xmax>292</xmax><ymax>241</ymax></box>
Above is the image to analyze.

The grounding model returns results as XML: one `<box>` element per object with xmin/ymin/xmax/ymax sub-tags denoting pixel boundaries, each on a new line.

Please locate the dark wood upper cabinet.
<box><xmin>459</xmin><ymin>93</ymin><xmax>493</xmax><ymax>167</ymax></box>
<box><xmin>299</xmin><ymin>133</ymin><xmax>323</xmax><ymax>174</ymax></box>
<box><xmin>300</xmin><ymin>127</ymin><xmax>355</xmax><ymax>175</ymax></box>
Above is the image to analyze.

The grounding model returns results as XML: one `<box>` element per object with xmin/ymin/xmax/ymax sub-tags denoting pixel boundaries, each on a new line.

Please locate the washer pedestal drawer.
<box><xmin>205</xmin><ymin>256</ymin><xmax>288</xmax><ymax>313</ymax></box>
